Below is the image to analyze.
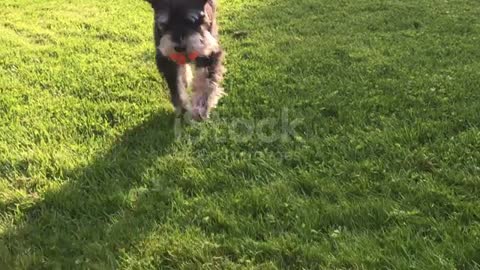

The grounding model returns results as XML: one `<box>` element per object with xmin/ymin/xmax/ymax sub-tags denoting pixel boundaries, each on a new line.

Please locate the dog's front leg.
<box><xmin>155</xmin><ymin>55</ymin><xmax>190</xmax><ymax>114</ymax></box>
<box><xmin>192</xmin><ymin>51</ymin><xmax>225</xmax><ymax>120</ymax></box>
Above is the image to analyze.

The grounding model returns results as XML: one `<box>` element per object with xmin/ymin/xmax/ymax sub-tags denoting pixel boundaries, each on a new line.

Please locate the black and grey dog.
<box><xmin>145</xmin><ymin>0</ymin><xmax>225</xmax><ymax>120</ymax></box>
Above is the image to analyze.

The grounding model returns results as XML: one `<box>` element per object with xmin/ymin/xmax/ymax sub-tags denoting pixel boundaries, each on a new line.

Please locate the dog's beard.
<box><xmin>158</xmin><ymin>30</ymin><xmax>219</xmax><ymax>58</ymax></box>
<box><xmin>158</xmin><ymin>34</ymin><xmax>176</xmax><ymax>57</ymax></box>
<box><xmin>186</xmin><ymin>31</ymin><xmax>219</xmax><ymax>56</ymax></box>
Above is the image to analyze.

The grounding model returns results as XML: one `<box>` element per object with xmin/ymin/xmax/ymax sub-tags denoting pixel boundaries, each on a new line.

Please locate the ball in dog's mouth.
<box><xmin>169</xmin><ymin>52</ymin><xmax>200</xmax><ymax>65</ymax></box>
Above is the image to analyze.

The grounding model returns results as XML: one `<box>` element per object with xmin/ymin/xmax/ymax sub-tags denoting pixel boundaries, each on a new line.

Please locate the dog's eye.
<box><xmin>156</xmin><ymin>12</ymin><xmax>169</xmax><ymax>28</ymax></box>
<box><xmin>186</xmin><ymin>11</ymin><xmax>204</xmax><ymax>25</ymax></box>
<box><xmin>158</xmin><ymin>22</ymin><xmax>167</xmax><ymax>28</ymax></box>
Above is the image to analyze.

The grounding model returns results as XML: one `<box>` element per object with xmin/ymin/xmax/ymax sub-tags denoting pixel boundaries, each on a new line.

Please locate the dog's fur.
<box><xmin>146</xmin><ymin>0</ymin><xmax>225</xmax><ymax>120</ymax></box>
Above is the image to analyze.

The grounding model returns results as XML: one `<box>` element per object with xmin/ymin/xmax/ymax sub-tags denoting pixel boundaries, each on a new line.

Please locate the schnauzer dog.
<box><xmin>145</xmin><ymin>0</ymin><xmax>225</xmax><ymax>120</ymax></box>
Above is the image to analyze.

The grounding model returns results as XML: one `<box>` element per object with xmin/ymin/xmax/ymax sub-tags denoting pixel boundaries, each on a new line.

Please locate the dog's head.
<box><xmin>146</xmin><ymin>0</ymin><xmax>219</xmax><ymax>58</ymax></box>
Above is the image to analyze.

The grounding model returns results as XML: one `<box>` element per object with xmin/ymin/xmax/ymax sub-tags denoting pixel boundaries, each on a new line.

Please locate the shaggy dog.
<box><xmin>145</xmin><ymin>0</ymin><xmax>225</xmax><ymax>120</ymax></box>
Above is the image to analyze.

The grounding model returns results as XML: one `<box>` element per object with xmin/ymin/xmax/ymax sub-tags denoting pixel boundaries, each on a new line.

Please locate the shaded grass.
<box><xmin>1</xmin><ymin>0</ymin><xmax>480</xmax><ymax>269</ymax></box>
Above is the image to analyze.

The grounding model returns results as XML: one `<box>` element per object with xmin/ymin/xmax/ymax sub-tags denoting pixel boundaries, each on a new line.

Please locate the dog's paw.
<box><xmin>191</xmin><ymin>105</ymin><xmax>209</xmax><ymax>121</ymax></box>
<box><xmin>191</xmin><ymin>94</ymin><xmax>209</xmax><ymax>121</ymax></box>
<box><xmin>174</xmin><ymin>105</ymin><xmax>190</xmax><ymax>117</ymax></box>
<box><xmin>192</xmin><ymin>107</ymin><xmax>208</xmax><ymax>121</ymax></box>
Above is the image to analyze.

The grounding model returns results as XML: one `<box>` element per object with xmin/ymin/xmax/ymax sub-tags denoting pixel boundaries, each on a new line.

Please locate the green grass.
<box><xmin>1</xmin><ymin>0</ymin><xmax>480</xmax><ymax>268</ymax></box>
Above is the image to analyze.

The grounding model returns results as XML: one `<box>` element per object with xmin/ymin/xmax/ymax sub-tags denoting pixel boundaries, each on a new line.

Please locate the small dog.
<box><xmin>145</xmin><ymin>0</ymin><xmax>225</xmax><ymax>120</ymax></box>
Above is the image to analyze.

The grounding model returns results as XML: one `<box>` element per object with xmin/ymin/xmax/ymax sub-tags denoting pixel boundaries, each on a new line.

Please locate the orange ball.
<box><xmin>188</xmin><ymin>51</ymin><xmax>200</xmax><ymax>61</ymax></box>
<box><xmin>169</xmin><ymin>51</ymin><xmax>200</xmax><ymax>65</ymax></box>
<box><xmin>169</xmin><ymin>53</ymin><xmax>185</xmax><ymax>64</ymax></box>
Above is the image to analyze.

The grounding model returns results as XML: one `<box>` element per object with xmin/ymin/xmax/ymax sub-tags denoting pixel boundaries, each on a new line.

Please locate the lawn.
<box><xmin>1</xmin><ymin>0</ymin><xmax>480</xmax><ymax>269</ymax></box>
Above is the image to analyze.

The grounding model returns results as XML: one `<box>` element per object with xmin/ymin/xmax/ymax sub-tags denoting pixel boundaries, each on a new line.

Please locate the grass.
<box><xmin>1</xmin><ymin>0</ymin><xmax>480</xmax><ymax>268</ymax></box>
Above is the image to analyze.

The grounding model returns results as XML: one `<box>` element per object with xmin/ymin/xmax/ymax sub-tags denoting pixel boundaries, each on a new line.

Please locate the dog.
<box><xmin>145</xmin><ymin>0</ymin><xmax>225</xmax><ymax>120</ymax></box>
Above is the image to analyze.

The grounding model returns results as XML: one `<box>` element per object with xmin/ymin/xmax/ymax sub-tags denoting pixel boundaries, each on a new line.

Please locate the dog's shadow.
<box><xmin>2</xmin><ymin>110</ymin><xmax>182</xmax><ymax>268</ymax></box>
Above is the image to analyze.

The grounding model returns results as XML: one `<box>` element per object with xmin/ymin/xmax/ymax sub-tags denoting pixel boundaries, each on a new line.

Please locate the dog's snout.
<box><xmin>174</xmin><ymin>46</ymin><xmax>186</xmax><ymax>52</ymax></box>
